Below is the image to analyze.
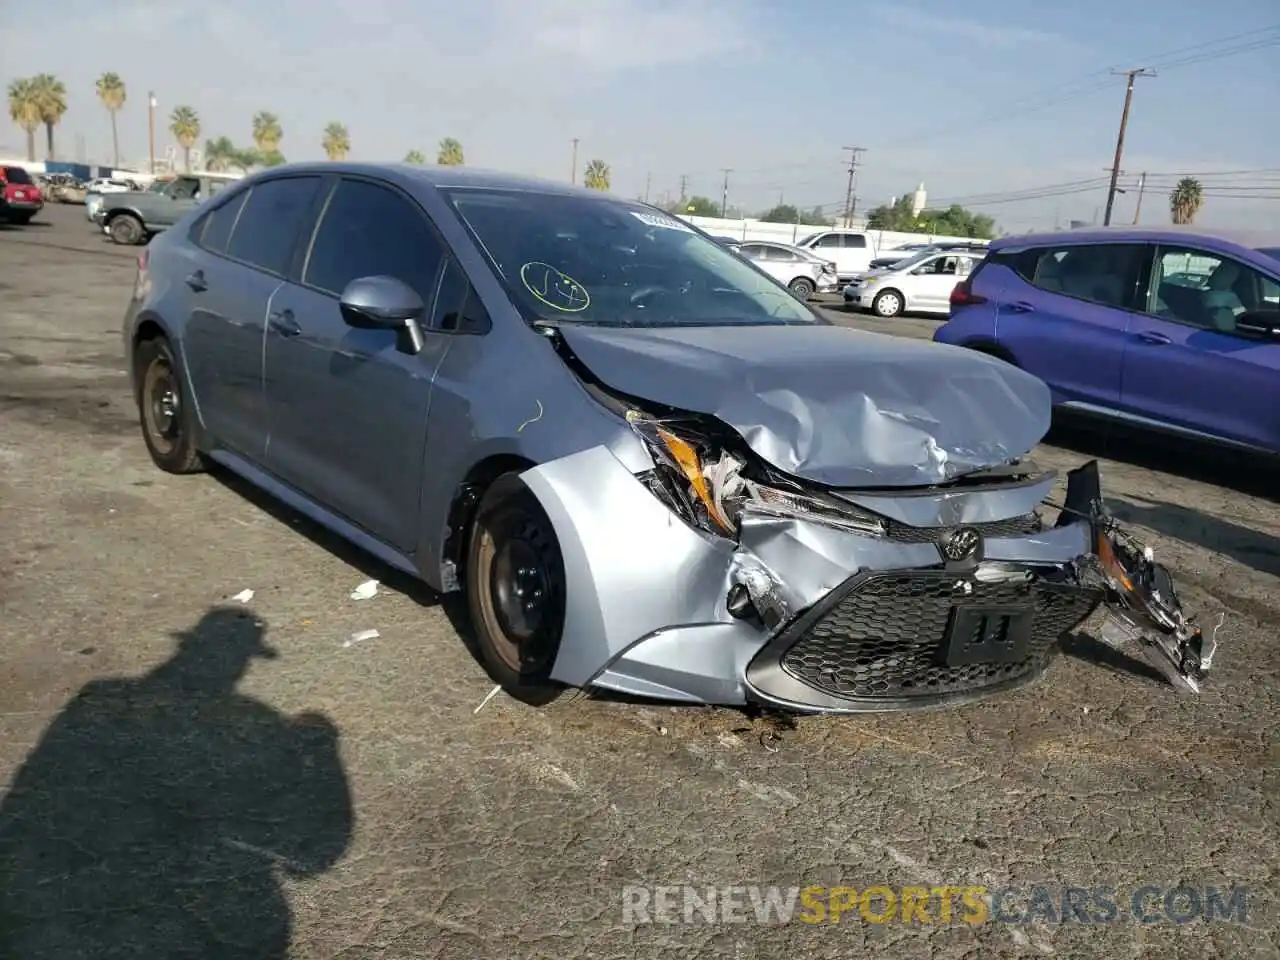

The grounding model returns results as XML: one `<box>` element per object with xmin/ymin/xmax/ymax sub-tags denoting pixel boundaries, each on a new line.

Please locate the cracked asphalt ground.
<box><xmin>2</xmin><ymin>205</ymin><xmax>1278</xmax><ymax>959</ymax></box>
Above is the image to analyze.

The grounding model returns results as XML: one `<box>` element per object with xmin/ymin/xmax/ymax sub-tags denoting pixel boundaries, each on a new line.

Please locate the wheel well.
<box><xmin>963</xmin><ymin>338</ymin><xmax>1017</xmax><ymax>365</ymax></box>
<box><xmin>106</xmin><ymin>208</ymin><xmax>141</xmax><ymax>224</ymax></box>
<box><xmin>873</xmin><ymin>287</ymin><xmax>903</xmax><ymax>304</ymax></box>
<box><xmin>441</xmin><ymin>454</ymin><xmax>538</xmax><ymax>580</ymax></box>
<box><xmin>130</xmin><ymin>319</ymin><xmax>167</xmax><ymax>393</ymax></box>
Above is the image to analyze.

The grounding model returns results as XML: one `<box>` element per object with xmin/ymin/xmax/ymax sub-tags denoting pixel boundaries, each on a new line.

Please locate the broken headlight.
<box><xmin>627</xmin><ymin>411</ymin><xmax>885</xmax><ymax>539</ymax></box>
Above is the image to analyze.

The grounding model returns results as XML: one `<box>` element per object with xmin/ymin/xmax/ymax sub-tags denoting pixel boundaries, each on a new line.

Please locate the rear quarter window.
<box><xmin>195</xmin><ymin>189</ymin><xmax>250</xmax><ymax>255</ymax></box>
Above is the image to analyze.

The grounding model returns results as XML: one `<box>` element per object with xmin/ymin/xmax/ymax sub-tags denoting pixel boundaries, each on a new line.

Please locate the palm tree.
<box><xmin>169</xmin><ymin>106</ymin><xmax>200</xmax><ymax>171</ymax></box>
<box><xmin>7</xmin><ymin>78</ymin><xmax>41</xmax><ymax>162</ymax></box>
<box><xmin>322</xmin><ymin>122</ymin><xmax>350</xmax><ymax>160</ymax></box>
<box><xmin>404</xmin><ymin>149</ymin><xmax>426</xmax><ymax>164</ymax></box>
<box><xmin>437</xmin><ymin>137</ymin><xmax>464</xmax><ymax>166</ymax></box>
<box><xmin>95</xmin><ymin>72</ymin><xmax>127</xmax><ymax>168</ymax></box>
<box><xmin>251</xmin><ymin>111</ymin><xmax>283</xmax><ymax>153</ymax></box>
<box><xmin>1169</xmin><ymin>177</ymin><xmax>1204</xmax><ymax>225</ymax></box>
<box><xmin>583</xmin><ymin>159</ymin><xmax>611</xmax><ymax>191</ymax></box>
<box><xmin>30</xmin><ymin>73</ymin><xmax>68</xmax><ymax>160</ymax></box>
<box><xmin>203</xmin><ymin>136</ymin><xmax>237</xmax><ymax>172</ymax></box>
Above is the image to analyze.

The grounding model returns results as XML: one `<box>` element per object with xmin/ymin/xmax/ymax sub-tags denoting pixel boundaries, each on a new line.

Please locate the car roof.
<box><xmin>991</xmin><ymin>224</ymin><xmax>1280</xmax><ymax>253</ymax></box>
<box><xmin>249</xmin><ymin>161</ymin><xmax>619</xmax><ymax>201</ymax></box>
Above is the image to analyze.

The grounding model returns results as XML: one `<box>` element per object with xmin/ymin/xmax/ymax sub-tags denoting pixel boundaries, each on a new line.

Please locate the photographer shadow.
<box><xmin>0</xmin><ymin>607</ymin><xmax>353</xmax><ymax>959</ymax></box>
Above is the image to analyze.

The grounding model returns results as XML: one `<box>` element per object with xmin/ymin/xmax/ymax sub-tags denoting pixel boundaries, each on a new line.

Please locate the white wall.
<box><xmin>676</xmin><ymin>214</ymin><xmax>984</xmax><ymax>252</ymax></box>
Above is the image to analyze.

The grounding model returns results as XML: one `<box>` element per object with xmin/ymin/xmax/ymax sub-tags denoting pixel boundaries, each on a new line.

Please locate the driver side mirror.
<box><xmin>1234</xmin><ymin>309</ymin><xmax>1280</xmax><ymax>341</ymax></box>
<box><xmin>339</xmin><ymin>275</ymin><xmax>426</xmax><ymax>355</ymax></box>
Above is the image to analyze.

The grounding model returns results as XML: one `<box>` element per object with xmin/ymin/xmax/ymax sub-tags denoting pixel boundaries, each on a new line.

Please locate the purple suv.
<box><xmin>934</xmin><ymin>226</ymin><xmax>1280</xmax><ymax>455</ymax></box>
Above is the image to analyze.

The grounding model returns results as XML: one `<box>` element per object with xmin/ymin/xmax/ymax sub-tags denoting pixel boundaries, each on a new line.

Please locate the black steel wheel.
<box><xmin>134</xmin><ymin>336</ymin><xmax>204</xmax><ymax>474</ymax></box>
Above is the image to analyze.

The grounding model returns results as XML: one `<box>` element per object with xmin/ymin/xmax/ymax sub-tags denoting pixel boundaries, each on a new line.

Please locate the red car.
<box><xmin>0</xmin><ymin>165</ymin><xmax>45</xmax><ymax>224</ymax></box>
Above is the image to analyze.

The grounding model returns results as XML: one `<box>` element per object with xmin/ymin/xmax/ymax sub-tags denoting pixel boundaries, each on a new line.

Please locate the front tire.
<box><xmin>133</xmin><ymin>336</ymin><xmax>204</xmax><ymax>474</ymax></box>
<box><xmin>466</xmin><ymin>474</ymin><xmax>573</xmax><ymax>706</ymax></box>
<box><xmin>872</xmin><ymin>288</ymin><xmax>904</xmax><ymax>317</ymax></box>
<box><xmin>788</xmin><ymin>277</ymin><xmax>815</xmax><ymax>300</ymax></box>
<box><xmin>109</xmin><ymin>213</ymin><xmax>145</xmax><ymax>245</ymax></box>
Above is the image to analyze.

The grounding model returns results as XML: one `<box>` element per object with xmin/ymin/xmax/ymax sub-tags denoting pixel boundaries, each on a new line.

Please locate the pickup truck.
<box><xmin>95</xmin><ymin>172</ymin><xmax>241</xmax><ymax>245</ymax></box>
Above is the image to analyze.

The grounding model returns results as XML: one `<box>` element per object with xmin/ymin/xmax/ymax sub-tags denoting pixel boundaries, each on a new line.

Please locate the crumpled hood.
<box><xmin>559</xmin><ymin>323</ymin><xmax>1051</xmax><ymax>488</ymax></box>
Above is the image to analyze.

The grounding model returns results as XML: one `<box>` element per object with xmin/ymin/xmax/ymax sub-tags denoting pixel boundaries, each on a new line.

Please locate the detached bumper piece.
<box><xmin>747</xmin><ymin>569</ymin><xmax>1100</xmax><ymax>711</ymax></box>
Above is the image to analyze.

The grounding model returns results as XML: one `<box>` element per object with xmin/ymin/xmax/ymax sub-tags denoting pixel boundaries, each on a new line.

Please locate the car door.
<box><xmin>994</xmin><ymin>242</ymin><xmax>1146</xmax><ymax>408</ymax></box>
<box><xmin>152</xmin><ymin>176</ymin><xmax>202</xmax><ymax>227</ymax></box>
<box><xmin>903</xmin><ymin>254</ymin><xmax>962</xmax><ymax>311</ymax></box>
<box><xmin>181</xmin><ymin>176</ymin><xmax>323</xmax><ymax>459</ymax></box>
<box><xmin>737</xmin><ymin>244</ymin><xmax>783</xmax><ymax>284</ymax></box>
<box><xmin>262</xmin><ymin>175</ymin><xmax>454</xmax><ymax>550</ymax></box>
<box><xmin>1120</xmin><ymin>244</ymin><xmax>1280</xmax><ymax>449</ymax></box>
<box><xmin>809</xmin><ymin>233</ymin><xmax>850</xmax><ymax>277</ymax></box>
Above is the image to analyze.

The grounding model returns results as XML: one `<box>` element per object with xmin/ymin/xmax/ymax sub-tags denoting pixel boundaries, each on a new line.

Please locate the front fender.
<box><xmin>518</xmin><ymin>446</ymin><xmax>735</xmax><ymax>687</ymax></box>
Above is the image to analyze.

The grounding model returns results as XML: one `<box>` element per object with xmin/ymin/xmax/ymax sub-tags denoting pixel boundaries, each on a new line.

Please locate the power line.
<box><xmin>841</xmin><ymin>146</ymin><xmax>866</xmax><ymax>228</ymax></box>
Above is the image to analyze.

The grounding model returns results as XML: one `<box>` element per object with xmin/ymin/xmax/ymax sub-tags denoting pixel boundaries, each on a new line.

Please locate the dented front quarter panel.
<box><xmin>521</xmin><ymin>445</ymin><xmax>1097</xmax><ymax>708</ymax></box>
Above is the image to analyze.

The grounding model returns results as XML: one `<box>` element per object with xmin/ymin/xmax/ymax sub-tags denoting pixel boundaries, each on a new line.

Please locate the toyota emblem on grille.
<box><xmin>941</xmin><ymin>527</ymin><xmax>982</xmax><ymax>561</ymax></box>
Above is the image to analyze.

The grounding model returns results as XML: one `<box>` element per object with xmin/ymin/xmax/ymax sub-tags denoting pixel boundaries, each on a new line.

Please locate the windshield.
<box><xmin>148</xmin><ymin>180</ymin><xmax>172</xmax><ymax>194</ymax></box>
<box><xmin>444</xmin><ymin>189</ymin><xmax>820</xmax><ymax>327</ymax></box>
<box><xmin>3</xmin><ymin>167</ymin><xmax>34</xmax><ymax>185</ymax></box>
<box><xmin>882</xmin><ymin>250</ymin><xmax>937</xmax><ymax>272</ymax></box>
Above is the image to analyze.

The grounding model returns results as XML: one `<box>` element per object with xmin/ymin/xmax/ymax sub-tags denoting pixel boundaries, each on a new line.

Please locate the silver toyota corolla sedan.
<box><xmin>121</xmin><ymin>163</ymin><xmax>1216</xmax><ymax>712</ymax></box>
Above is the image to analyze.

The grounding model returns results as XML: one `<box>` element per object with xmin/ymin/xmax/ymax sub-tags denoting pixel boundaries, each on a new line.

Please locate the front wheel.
<box><xmin>788</xmin><ymin>277</ymin><xmax>815</xmax><ymax>300</ymax></box>
<box><xmin>109</xmin><ymin>213</ymin><xmax>145</xmax><ymax>245</ymax></box>
<box><xmin>872</xmin><ymin>289</ymin><xmax>904</xmax><ymax>317</ymax></box>
<box><xmin>466</xmin><ymin>475</ymin><xmax>575</xmax><ymax>706</ymax></box>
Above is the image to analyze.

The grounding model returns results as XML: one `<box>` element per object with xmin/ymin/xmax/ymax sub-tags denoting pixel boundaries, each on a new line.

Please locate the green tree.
<box><xmin>672</xmin><ymin>195</ymin><xmax>720</xmax><ymax>217</ymax></box>
<box><xmin>257</xmin><ymin>150</ymin><xmax>286</xmax><ymax>167</ymax></box>
<box><xmin>806</xmin><ymin>206</ymin><xmax>835</xmax><ymax>227</ymax></box>
<box><xmin>866</xmin><ymin>195</ymin><xmax>995</xmax><ymax>238</ymax></box>
<box><xmin>251</xmin><ymin>111</ymin><xmax>283</xmax><ymax>153</ymax></box>
<box><xmin>759</xmin><ymin>203</ymin><xmax>801</xmax><ymax>224</ymax></box>
<box><xmin>95</xmin><ymin>72</ymin><xmax>127</xmax><ymax>168</ymax></box>
<box><xmin>7</xmin><ymin>78</ymin><xmax>42</xmax><ymax>162</ymax></box>
<box><xmin>169</xmin><ymin>106</ymin><xmax>201</xmax><ymax>172</ymax></box>
<box><xmin>583</xmin><ymin>159</ymin><xmax>610</xmax><ymax>191</ymax></box>
<box><xmin>437</xmin><ymin>137</ymin><xmax>464</xmax><ymax>165</ymax></box>
<box><xmin>322</xmin><ymin>122</ymin><xmax>350</xmax><ymax>160</ymax></box>
<box><xmin>31</xmin><ymin>73</ymin><xmax>68</xmax><ymax>160</ymax></box>
<box><xmin>203</xmin><ymin>136</ymin><xmax>237</xmax><ymax>172</ymax></box>
<box><xmin>404</xmin><ymin>149</ymin><xmax>426</xmax><ymax>164</ymax></box>
<box><xmin>1169</xmin><ymin>177</ymin><xmax>1203</xmax><ymax>225</ymax></box>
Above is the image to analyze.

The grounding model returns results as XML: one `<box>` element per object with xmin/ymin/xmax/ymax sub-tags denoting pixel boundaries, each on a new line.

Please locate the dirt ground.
<box><xmin>1</xmin><ymin>204</ymin><xmax>1277</xmax><ymax>959</ymax></box>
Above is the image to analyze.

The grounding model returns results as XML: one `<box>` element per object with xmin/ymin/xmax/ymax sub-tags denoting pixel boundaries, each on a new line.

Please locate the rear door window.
<box><xmin>197</xmin><ymin>190</ymin><xmax>249</xmax><ymax>255</ymax></box>
<box><xmin>225</xmin><ymin>176</ymin><xmax>323</xmax><ymax>277</ymax></box>
<box><xmin>842</xmin><ymin>234</ymin><xmax>867</xmax><ymax>249</ymax></box>
<box><xmin>1023</xmin><ymin>243</ymin><xmax>1145</xmax><ymax>310</ymax></box>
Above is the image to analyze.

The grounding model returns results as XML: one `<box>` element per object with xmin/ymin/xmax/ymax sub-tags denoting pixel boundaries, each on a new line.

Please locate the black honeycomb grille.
<box><xmin>780</xmin><ymin>572</ymin><xmax>1100</xmax><ymax>703</ymax></box>
<box><xmin>883</xmin><ymin>513</ymin><xmax>1042</xmax><ymax>544</ymax></box>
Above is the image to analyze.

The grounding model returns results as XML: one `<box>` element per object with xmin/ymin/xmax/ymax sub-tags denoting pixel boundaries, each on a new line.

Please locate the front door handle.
<box><xmin>184</xmin><ymin>270</ymin><xmax>207</xmax><ymax>292</ymax></box>
<box><xmin>1005</xmin><ymin>301</ymin><xmax>1035</xmax><ymax>313</ymax></box>
<box><xmin>268</xmin><ymin>309</ymin><xmax>301</xmax><ymax>337</ymax></box>
<box><xmin>1136</xmin><ymin>330</ymin><xmax>1171</xmax><ymax>345</ymax></box>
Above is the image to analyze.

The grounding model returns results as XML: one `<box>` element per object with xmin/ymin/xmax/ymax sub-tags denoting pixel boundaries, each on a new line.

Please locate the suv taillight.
<box><xmin>950</xmin><ymin>279</ymin><xmax>987</xmax><ymax>307</ymax></box>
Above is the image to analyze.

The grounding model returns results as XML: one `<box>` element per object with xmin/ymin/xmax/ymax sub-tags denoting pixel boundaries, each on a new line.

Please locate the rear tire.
<box><xmin>133</xmin><ymin>336</ymin><xmax>205</xmax><ymax>474</ymax></box>
<box><xmin>109</xmin><ymin>213</ymin><xmax>145</xmax><ymax>246</ymax></box>
<box><xmin>788</xmin><ymin>277</ymin><xmax>816</xmax><ymax>300</ymax></box>
<box><xmin>872</xmin><ymin>289</ymin><xmax>904</xmax><ymax>317</ymax></box>
<box><xmin>9</xmin><ymin>212</ymin><xmax>34</xmax><ymax>225</ymax></box>
<box><xmin>465</xmin><ymin>474</ymin><xmax>579</xmax><ymax>707</ymax></box>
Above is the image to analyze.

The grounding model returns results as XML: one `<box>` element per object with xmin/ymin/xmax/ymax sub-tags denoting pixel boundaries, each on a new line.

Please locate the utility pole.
<box><xmin>719</xmin><ymin>168</ymin><xmax>732</xmax><ymax>218</ymax></box>
<box><xmin>678</xmin><ymin>174</ymin><xmax>688</xmax><ymax>205</ymax></box>
<box><xmin>570</xmin><ymin>138</ymin><xmax>579</xmax><ymax>185</ymax></box>
<box><xmin>841</xmin><ymin>146</ymin><xmax>866</xmax><ymax>228</ymax></box>
<box><xmin>1132</xmin><ymin>172</ymin><xmax>1147</xmax><ymax>224</ymax></box>
<box><xmin>148</xmin><ymin>91</ymin><xmax>157</xmax><ymax>175</ymax></box>
<box><xmin>644</xmin><ymin>171</ymin><xmax>651</xmax><ymax>203</ymax></box>
<box><xmin>1102</xmin><ymin>68</ymin><xmax>1154</xmax><ymax>226</ymax></box>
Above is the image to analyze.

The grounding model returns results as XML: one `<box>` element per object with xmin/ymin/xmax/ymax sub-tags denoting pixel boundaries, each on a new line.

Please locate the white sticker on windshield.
<box><xmin>631</xmin><ymin>211</ymin><xmax>693</xmax><ymax>232</ymax></box>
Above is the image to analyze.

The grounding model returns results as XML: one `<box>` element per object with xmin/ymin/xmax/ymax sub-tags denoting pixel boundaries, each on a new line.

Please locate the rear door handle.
<box><xmin>1136</xmin><ymin>330</ymin><xmax>1171</xmax><ymax>345</ymax></box>
<box><xmin>184</xmin><ymin>270</ymin><xmax>207</xmax><ymax>292</ymax></box>
<box><xmin>268</xmin><ymin>309</ymin><xmax>301</xmax><ymax>337</ymax></box>
<box><xmin>1005</xmin><ymin>301</ymin><xmax>1035</xmax><ymax>313</ymax></box>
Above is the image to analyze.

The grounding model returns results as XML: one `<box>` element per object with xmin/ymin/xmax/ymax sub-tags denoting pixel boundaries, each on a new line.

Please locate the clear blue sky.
<box><xmin>2</xmin><ymin>0</ymin><xmax>1277</xmax><ymax>230</ymax></box>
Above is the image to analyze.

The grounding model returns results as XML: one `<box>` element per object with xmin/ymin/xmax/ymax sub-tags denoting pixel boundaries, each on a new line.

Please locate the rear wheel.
<box><xmin>788</xmin><ymin>277</ymin><xmax>816</xmax><ymax>300</ymax></box>
<box><xmin>133</xmin><ymin>336</ymin><xmax>204</xmax><ymax>474</ymax></box>
<box><xmin>872</xmin><ymin>288</ymin><xmax>904</xmax><ymax>317</ymax></box>
<box><xmin>109</xmin><ymin>213</ymin><xmax>145</xmax><ymax>245</ymax></box>
<box><xmin>466</xmin><ymin>474</ymin><xmax>575</xmax><ymax>706</ymax></box>
<box><xmin>9</xmin><ymin>212</ymin><xmax>34</xmax><ymax>225</ymax></box>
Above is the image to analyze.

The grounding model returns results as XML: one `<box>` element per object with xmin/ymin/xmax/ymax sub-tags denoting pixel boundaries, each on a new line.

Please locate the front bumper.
<box><xmin>518</xmin><ymin>447</ymin><xmax>1212</xmax><ymax>713</ymax></box>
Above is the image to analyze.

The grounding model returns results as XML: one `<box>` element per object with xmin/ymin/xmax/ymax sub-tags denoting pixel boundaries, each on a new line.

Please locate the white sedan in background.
<box><xmin>736</xmin><ymin>240</ymin><xmax>840</xmax><ymax>300</ymax></box>
<box><xmin>843</xmin><ymin>249</ymin><xmax>983</xmax><ymax>317</ymax></box>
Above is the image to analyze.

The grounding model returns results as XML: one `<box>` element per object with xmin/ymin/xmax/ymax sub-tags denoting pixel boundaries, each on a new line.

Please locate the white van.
<box><xmin>794</xmin><ymin>230</ymin><xmax>880</xmax><ymax>280</ymax></box>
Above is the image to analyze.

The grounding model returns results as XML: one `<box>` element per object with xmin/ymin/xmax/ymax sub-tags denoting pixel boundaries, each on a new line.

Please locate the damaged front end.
<box><xmin>521</xmin><ymin>402</ymin><xmax>1217</xmax><ymax>712</ymax></box>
